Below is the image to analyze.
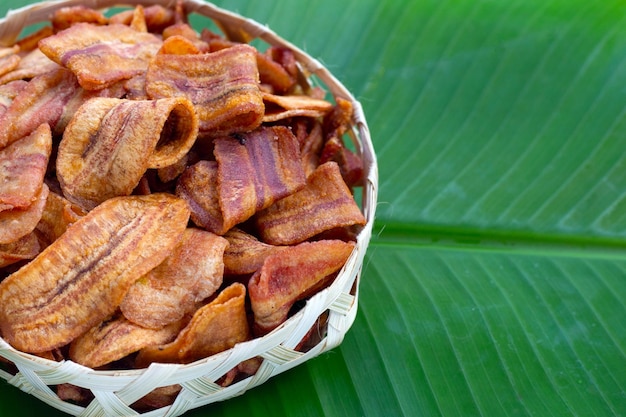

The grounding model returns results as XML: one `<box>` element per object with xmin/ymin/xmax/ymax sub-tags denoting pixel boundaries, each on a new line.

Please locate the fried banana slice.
<box><xmin>35</xmin><ymin>191</ymin><xmax>86</xmax><ymax>248</ymax></box>
<box><xmin>57</xmin><ymin>96</ymin><xmax>198</xmax><ymax>209</ymax></box>
<box><xmin>136</xmin><ymin>282</ymin><xmax>249</xmax><ymax>366</ymax></box>
<box><xmin>248</xmin><ymin>240</ymin><xmax>355</xmax><ymax>335</ymax></box>
<box><xmin>0</xmin><ymin>68</ymin><xmax>78</xmax><ymax>149</ymax></box>
<box><xmin>0</xmin><ymin>49</ymin><xmax>60</xmax><ymax>85</ymax></box>
<box><xmin>262</xmin><ymin>92</ymin><xmax>333</xmax><ymax>123</ymax></box>
<box><xmin>0</xmin><ymin>52</ymin><xmax>19</xmax><ymax>79</ymax></box>
<box><xmin>69</xmin><ymin>313</ymin><xmax>185</xmax><ymax>369</ymax></box>
<box><xmin>39</xmin><ymin>23</ymin><xmax>162</xmax><ymax>90</ymax></box>
<box><xmin>175</xmin><ymin>160</ymin><xmax>226</xmax><ymax>234</ymax></box>
<box><xmin>109</xmin><ymin>5</ymin><xmax>176</xmax><ymax>33</ymax></box>
<box><xmin>0</xmin><ymin>123</ymin><xmax>52</xmax><ymax>212</ymax></box>
<box><xmin>0</xmin><ymin>232</ymin><xmax>40</xmax><ymax>268</ymax></box>
<box><xmin>223</xmin><ymin>227</ymin><xmax>286</xmax><ymax>276</ymax></box>
<box><xmin>255</xmin><ymin>161</ymin><xmax>366</xmax><ymax>245</ymax></box>
<box><xmin>51</xmin><ymin>6</ymin><xmax>108</xmax><ymax>31</ymax></box>
<box><xmin>256</xmin><ymin>47</ymin><xmax>297</xmax><ymax>94</ymax></box>
<box><xmin>0</xmin><ymin>80</ymin><xmax>27</xmax><ymax>117</ymax></box>
<box><xmin>146</xmin><ymin>43</ymin><xmax>263</xmax><ymax>136</ymax></box>
<box><xmin>0</xmin><ymin>193</ymin><xmax>190</xmax><ymax>353</ymax></box>
<box><xmin>0</xmin><ymin>183</ymin><xmax>49</xmax><ymax>245</ymax></box>
<box><xmin>121</xmin><ymin>228</ymin><xmax>228</xmax><ymax>329</ymax></box>
<box><xmin>214</xmin><ymin>126</ymin><xmax>306</xmax><ymax>231</ymax></box>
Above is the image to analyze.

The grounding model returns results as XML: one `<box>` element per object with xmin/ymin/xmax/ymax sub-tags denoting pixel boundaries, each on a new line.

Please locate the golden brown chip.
<box><xmin>223</xmin><ymin>227</ymin><xmax>286</xmax><ymax>276</ymax></box>
<box><xmin>135</xmin><ymin>282</ymin><xmax>249</xmax><ymax>366</ymax></box>
<box><xmin>128</xmin><ymin>4</ymin><xmax>148</xmax><ymax>32</ymax></box>
<box><xmin>0</xmin><ymin>193</ymin><xmax>190</xmax><ymax>353</ymax></box>
<box><xmin>0</xmin><ymin>78</ymin><xmax>26</xmax><ymax>102</ymax></box>
<box><xmin>0</xmin><ymin>53</ymin><xmax>19</xmax><ymax>79</ymax></box>
<box><xmin>35</xmin><ymin>190</ymin><xmax>86</xmax><ymax>247</ymax></box>
<box><xmin>255</xmin><ymin>161</ymin><xmax>366</xmax><ymax>245</ymax></box>
<box><xmin>15</xmin><ymin>26</ymin><xmax>54</xmax><ymax>54</ymax></box>
<box><xmin>0</xmin><ymin>232</ymin><xmax>40</xmax><ymax>268</ymax></box>
<box><xmin>262</xmin><ymin>92</ymin><xmax>333</xmax><ymax>123</ymax></box>
<box><xmin>0</xmin><ymin>183</ymin><xmax>49</xmax><ymax>245</ymax></box>
<box><xmin>256</xmin><ymin>47</ymin><xmax>297</xmax><ymax>94</ymax></box>
<box><xmin>0</xmin><ymin>48</ymin><xmax>60</xmax><ymax>84</ymax></box>
<box><xmin>214</xmin><ymin>126</ymin><xmax>306</xmax><ymax>231</ymax></box>
<box><xmin>323</xmin><ymin>96</ymin><xmax>354</xmax><ymax>141</ymax></box>
<box><xmin>299</xmin><ymin>120</ymin><xmax>324</xmax><ymax>176</ymax></box>
<box><xmin>0</xmin><ymin>80</ymin><xmax>28</xmax><ymax>117</ymax></box>
<box><xmin>146</xmin><ymin>43</ymin><xmax>264</xmax><ymax>136</ymax></box>
<box><xmin>162</xmin><ymin>24</ymin><xmax>208</xmax><ymax>52</ymax></box>
<box><xmin>175</xmin><ymin>160</ymin><xmax>226</xmax><ymax>234</ymax></box>
<box><xmin>158</xmin><ymin>34</ymin><xmax>201</xmax><ymax>55</ymax></box>
<box><xmin>57</xmin><ymin>96</ymin><xmax>198</xmax><ymax>209</ymax></box>
<box><xmin>0</xmin><ymin>68</ymin><xmax>79</xmax><ymax>149</ymax></box>
<box><xmin>320</xmin><ymin>136</ymin><xmax>364</xmax><ymax>188</ymax></box>
<box><xmin>109</xmin><ymin>5</ymin><xmax>176</xmax><ymax>33</ymax></box>
<box><xmin>248</xmin><ymin>240</ymin><xmax>355</xmax><ymax>335</ymax></box>
<box><xmin>51</xmin><ymin>6</ymin><xmax>108</xmax><ymax>31</ymax></box>
<box><xmin>0</xmin><ymin>123</ymin><xmax>52</xmax><ymax>212</ymax></box>
<box><xmin>39</xmin><ymin>23</ymin><xmax>162</xmax><ymax>90</ymax></box>
<box><xmin>121</xmin><ymin>228</ymin><xmax>228</xmax><ymax>329</ymax></box>
<box><xmin>69</xmin><ymin>313</ymin><xmax>185</xmax><ymax>369</ymax></box>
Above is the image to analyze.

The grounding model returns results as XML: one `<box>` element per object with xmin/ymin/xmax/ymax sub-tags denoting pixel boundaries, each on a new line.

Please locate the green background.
<box><xmin>1</xmin><ymin>0</ymin><xmax>626</xmax><ymax>416</ymax></box>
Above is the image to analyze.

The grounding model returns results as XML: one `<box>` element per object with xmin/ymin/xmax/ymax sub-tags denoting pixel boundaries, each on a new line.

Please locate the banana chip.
<box><xmin>136</xmin><ymin>282</ymin><xmax>249</xmax><ymax>366</ymax></box>
<box><xmin>57</xmin><ymin>96</ymin><xmax>198</xmax><ymax>209</ymax></box>
<box><xmin>120</xmin><ymin>228</ymin><xmax>228</xmax><ymax>329</ymax></box>
<box><xmin>0</xmin><ymin>193</ymin><xmax>189</xmax><ymax>353</ymax></box>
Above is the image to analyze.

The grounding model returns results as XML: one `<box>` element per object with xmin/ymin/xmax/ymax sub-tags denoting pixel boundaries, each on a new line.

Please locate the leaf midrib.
<box><xmin>373</xmin><ymin>222</ymin><xmax>626</xmax><ymax>261</ymax></box>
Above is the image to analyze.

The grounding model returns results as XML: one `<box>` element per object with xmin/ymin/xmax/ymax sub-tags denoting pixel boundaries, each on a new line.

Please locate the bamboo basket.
<box><xmin>0</xmin><ymin>0</ymin><xmax>378</xmax><ymax>416</ymax></box>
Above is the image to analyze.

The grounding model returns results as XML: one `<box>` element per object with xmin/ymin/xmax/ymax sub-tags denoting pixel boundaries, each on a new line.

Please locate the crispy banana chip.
<box><xmin>121</xmin><ymin>228</ymin><xmax>228</xmax><ymax>329</ymax></box>
<box><xmin>0</xmin><ymin>53</ymin><xmax>19</xmax><ymax>79</ymax></box>
<box><xmin>223</xmin><ymin>227</ymin><xmax>286</xmax><ymax>276</ymax></box>
<box><xmin>255</xmin><ymin>161</ymin><xmax>366</xmax><ymax>245</ymax></box>
<box><xmin>162</xmin><ymin>24</ymin><xmax>208</xmax><ymax>52</ymax></box>
<box><xmin>57</xmin><ymin>96</ymin><xmax>198</xmax><ymax>209</ymax></box>
<box><xmin>146</xmin><ymin>43</ymin><xmax>264</xmax><ymax>136</ymax></box>
<box><xmin>109</xmin><ymin>5</ymin><xmax>177</xmax><ymax>33</ymax></box>
<box><xmin>51</xmin><ymin>6</ymin><xmax>108</xmax><ymax>31</ymax></box>
<box><xmin>0</xmin><ymin>123</ymin><xmax>52</xmax><ymax>212</ymax></box>
<box><xmin>0</xmin><ymin>193</ymin><xmax>190</xmax><ymax>353</ymax></box>
<box><xmin>0</xmin><ymin>232</ymin><xmax>40</xmax><ymax>268</ymax></box>
<box><xmin>249</xmin><ymin>240</ymin><xmax>355</xmax><ymax>335</ymax></box>
<box><xmin>214</xmin><ymin>126</ymin><xmax>306</xmax><ymax>231</ymax></box>
<box><xmin>256</xmin><ymin>47</ymin><xmax>297</xmax><ymax>94</ymax></box>
<box><xmin>0</xmin><ymin>80</ymin><xmax>27</xmax><ymax>117</ymax></box>
<box><xmin>14</xmin><ymin>26</ymin><xmax>54</xmax><ymax>54</ymax></box>
<box><xmin>298</xmin><ymin>120</ymin><xmax>324</xmax><ymax>177</ymax></box>
<box><xmin>0</xmin><ymin>183</ymin><xmax>49</xmax><ymax>245</ymax></box>
<box><xmin>0</xmin><ymin>69</ymin><xmax>78</xmax><ymax>149</ymax></box>
<box><xmin>262</xmin><ymin>92</ymin><xmax>333</xmax><ymax>123</ymax></box>
<box><xmin>0</xmin><ymin>49</ymin><xmax>60</xmax><ymax>85</ymax></box>
<box><xmin>39</xmin><ymin>23</ymin><xmax>162</xmax><ymax>90</ymax></box>
<box><xmin>69</xmin><ymin>313</ymin><xmax>185</xmax><ymax>369</ymax></box>
<box><xmin>175</xmin><ymin>160</ymin><xmax>227</xmax><ymax>233</ymax></box>
<box><xmin>136</xmin><ymin>282</ymin><xmax>249</xmax><ymax>366</ymax></box>
<box><xmin>35</xmin><ymin>191</ymin><xmax>86</xmax><ymax>247</ymax></box>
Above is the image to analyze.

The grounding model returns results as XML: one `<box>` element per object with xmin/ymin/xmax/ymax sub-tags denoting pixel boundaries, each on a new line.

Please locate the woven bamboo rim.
<box><xmin>0</xmin><ymin>1</ymin><xmax>378</xmax><ymax>416</ymax></box>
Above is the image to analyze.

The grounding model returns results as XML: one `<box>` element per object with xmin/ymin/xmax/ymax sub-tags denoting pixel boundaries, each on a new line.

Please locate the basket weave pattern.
<box><xmin>0</xmin><ymin>1</ymin><xmax>378</xmax><ymax>416</ymax></box>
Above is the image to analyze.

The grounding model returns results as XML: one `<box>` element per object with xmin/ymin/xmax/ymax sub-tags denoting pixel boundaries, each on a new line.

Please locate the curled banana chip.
<box><xmin>136</xmin><ymin>282</ymin><xmax>249</xmax><ymax>366</ymax></box>
<box><xmin>57</xmin><ymin>96</ymin><xmax>199</xmax><ymax>209</ymax></box>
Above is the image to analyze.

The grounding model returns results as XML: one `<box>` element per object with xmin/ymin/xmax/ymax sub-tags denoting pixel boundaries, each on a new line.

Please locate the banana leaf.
<box><xmin>0</xmin><ymin>0</ymin><xmax>625</xmax><ymax>416</ymax></box>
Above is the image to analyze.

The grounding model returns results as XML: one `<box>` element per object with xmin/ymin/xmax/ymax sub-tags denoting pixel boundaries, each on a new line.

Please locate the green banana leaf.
<box><xmin>1</xmin><ymin>0</ymin><xmax>625</xmax><ymax>416</ymax></box>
